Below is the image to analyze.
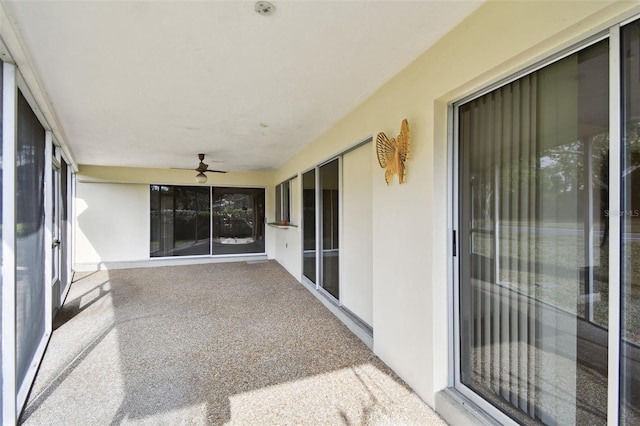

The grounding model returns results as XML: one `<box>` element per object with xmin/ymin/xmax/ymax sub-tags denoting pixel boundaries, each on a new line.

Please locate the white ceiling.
<box><xmin>3</xmin><ymin>0</ymin><xmax>483</xmax><ymax>172</ymax></box>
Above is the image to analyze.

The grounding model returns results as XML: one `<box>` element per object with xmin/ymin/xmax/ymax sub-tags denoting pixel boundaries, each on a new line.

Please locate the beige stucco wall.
<box><xmin>342</xmin><ymin>143</ymin><xmax>373</xmax><ymax>326</ymax></box>
<box><xmin>75</xmin><ymin>182</ymin><xmax>150</xmax><ymax>268</ymax></box>
<box><xmin>270</xmin><ymin>0</ymin><xmax>640</xmax><ymax>407</ymax></box>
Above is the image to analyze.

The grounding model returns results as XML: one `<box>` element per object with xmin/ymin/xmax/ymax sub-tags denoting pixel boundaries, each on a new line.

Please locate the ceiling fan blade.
<box><xmin>171</xmin><ymin>154</ymin><xmax>226</xmax><ymax>173</ymax></box>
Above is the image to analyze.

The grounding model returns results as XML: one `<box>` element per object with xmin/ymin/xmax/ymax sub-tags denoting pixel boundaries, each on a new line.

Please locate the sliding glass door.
<box><xmin>457</xmin><ymin>39</ymin><xmax>611</xmax><ymax>424</ymax></box>
<box><xmin>302</xmin><ymin>159</ymin><xmax>340</xmax><ymax>300</ymax></box>
<box><xmin>150</xmin><ymin>185</ymin><xmax>211</xmax><ymax>257</ymax></box>
<box><xmin>456</xmin><ymin>19</ymin><xmax>640</xmax><ymax>424</ymax></box>
<box><xmin>212</xmin><ymin>187</ymin><xmax>265</xmax><ymax>255</ymax></box>
<box><xmin>302</xmin><ymin>169</ymin><xmax>317</xmax><ymax>283</ymax></box>
<box><xmin>150</xmin><ymin>185</ymin><xmax>265</xmax><ymax>257</ymax></box>
<box><xmin>320</xmin><ymin>159</ymin><xmax>340</xmax><ymax>299</ymax></box>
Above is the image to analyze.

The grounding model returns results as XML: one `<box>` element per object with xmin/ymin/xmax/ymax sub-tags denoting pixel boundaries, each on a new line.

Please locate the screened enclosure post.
<box><xmin>608</xmin><ymin>24</ymin><xmax>621</xmax><ymax>426</ymax></box>
<box><xmin>2</xmin><ymin>62</ymin><xmax>17</xmax><ymax>425</ymax></box>
<box><xmin>44</xmin><ymin>131</ymin><xmax>53</xmax><ymax>333</ymax></box>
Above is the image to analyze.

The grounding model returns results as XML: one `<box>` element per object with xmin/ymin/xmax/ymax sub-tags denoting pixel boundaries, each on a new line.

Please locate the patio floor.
<box><xmin>19</xmin><ymin>260</ymin><xmax>446</xmax><ymax>425</ymax></box>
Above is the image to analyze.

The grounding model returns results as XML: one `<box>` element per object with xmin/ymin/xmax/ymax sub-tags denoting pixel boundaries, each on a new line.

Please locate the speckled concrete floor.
<box><xmin>19</xmin><ymin>261</ymin><xmax>446</xmax><ymax>425</ymax></box>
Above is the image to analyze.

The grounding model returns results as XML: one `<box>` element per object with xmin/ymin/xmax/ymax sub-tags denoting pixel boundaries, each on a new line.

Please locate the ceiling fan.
<box><xmin>177</xmin><ymin>153</ymin><xmax>227</xmax><ymax>183</ymax></box>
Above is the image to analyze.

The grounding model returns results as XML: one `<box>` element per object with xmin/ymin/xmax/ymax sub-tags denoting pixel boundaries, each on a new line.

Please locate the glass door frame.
<box><xmin>447</xmin><ymin>18</ymin><xmax>640</xmax><ymax>425</ymax></box>
<box><xmin>300</xmin><ymin>156</ymin><xmax>342</xmax><ymax>304</ymax></box>
<box><xmin>58</xmin><ymin>152</ymin><xmax>73</xmax><ymax>306</ymax></box>
<box><xmin>301</xmin><ymin>168</ymin><xmax>317</xmax><ymax>285</ymax></box>
<box><xmin>51</xmin><ymin>148</ymin><xmax>61</xmax><ymax>297</ymax></box>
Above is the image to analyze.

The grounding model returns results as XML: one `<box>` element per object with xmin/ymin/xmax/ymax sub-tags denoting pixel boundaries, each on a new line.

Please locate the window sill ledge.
<box><xmin>267</xmin><ymin>222</ymin><xmax>298</xmax><ymax>229</ymax></box>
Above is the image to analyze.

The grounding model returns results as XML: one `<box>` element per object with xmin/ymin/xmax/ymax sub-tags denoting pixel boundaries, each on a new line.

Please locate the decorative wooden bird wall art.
<box><xmin>376</xmin><ymin>118</ymin><xmax>411</xmax><ymax>185</ymax></box>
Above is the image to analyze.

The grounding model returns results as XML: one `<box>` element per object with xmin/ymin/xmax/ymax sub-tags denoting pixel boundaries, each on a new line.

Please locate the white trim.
<box><xmin>74</xmin><ymin>254</ymin><xmax>268</xmax><ymax>272</ymax></box>
<box><xmin>2</xmin><ymin>61</ymin><xmax>17</xmax><ymax>426</ymax></box>
<box><xmin>607</xmin><ymin>23</ymin><xmax>621</xmax><ymax>426</ymax></box>
<box><xmin>448</xmin><ymin>103</ymin><xmax>458</xmax><ymax>388</ymax></box>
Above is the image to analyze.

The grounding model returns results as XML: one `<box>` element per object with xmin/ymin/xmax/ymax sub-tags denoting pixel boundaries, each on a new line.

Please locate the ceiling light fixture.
<box><xmin>255</xmin><ymin>1</ymin><xmax>275</xmax><ymax>16</ymax></box>
<box><xmin>195</xmin><ymin>172</ymin><xmax>207</xmax><ymax>183</ymax></box>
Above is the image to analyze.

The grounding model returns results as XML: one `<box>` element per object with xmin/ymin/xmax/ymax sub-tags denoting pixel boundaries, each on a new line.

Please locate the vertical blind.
<box><xmin>460</xmin><ymin>74</ymin><xmax>540</xmax><ymax>419</ymax></box>
<box><xmin>459</xmin><ymin>39</ymin><xmax>610</xmax><ymax>424</ymax></box>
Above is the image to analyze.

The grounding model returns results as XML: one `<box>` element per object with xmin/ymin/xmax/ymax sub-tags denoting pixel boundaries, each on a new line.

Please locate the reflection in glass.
<box><xmin>275</xmin><ymin>183</ymin><xmax>282</xmax><ymax>222</ymax></box>
<box><xmin>212</xmin><ymin>187</ymin><xmax>265</xmax><ymax>255</ymax></box>
<box><xmin>459</xmin><ymin>40</ymin><xmax>609</xmax><ymax>424</ymax></box>
<box><xmin>16</xmin><ymin>90</ymin><xmax>47</xmax><ymax>389</ymax></box>
<box><xmin>276</xmin><ymin>180</ymin><xmax>291</xmax><ymax>223</ymax></box>
<box><xmin>303</xmin><ymin>169</ymin><xmax>316</xmax><ymax>283</ymax></box>
<box><xmin>150</xmin><ymin>185</ymin><xmax>211</xmax><ymax>257</ymax></box>
<box><xmin>282</xmin><ymin>180</ymin><xmax>290</xmax><ymax>223</ymax></box>
<box><xmin>621</xmin><ymin>20</ymin><xmax>640</xmax><ymax>425</ymax></box>
<box><xmin>320</xmin><ymin>159</ymin><xmax>339</xmax><ymax>299</ymax></box>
